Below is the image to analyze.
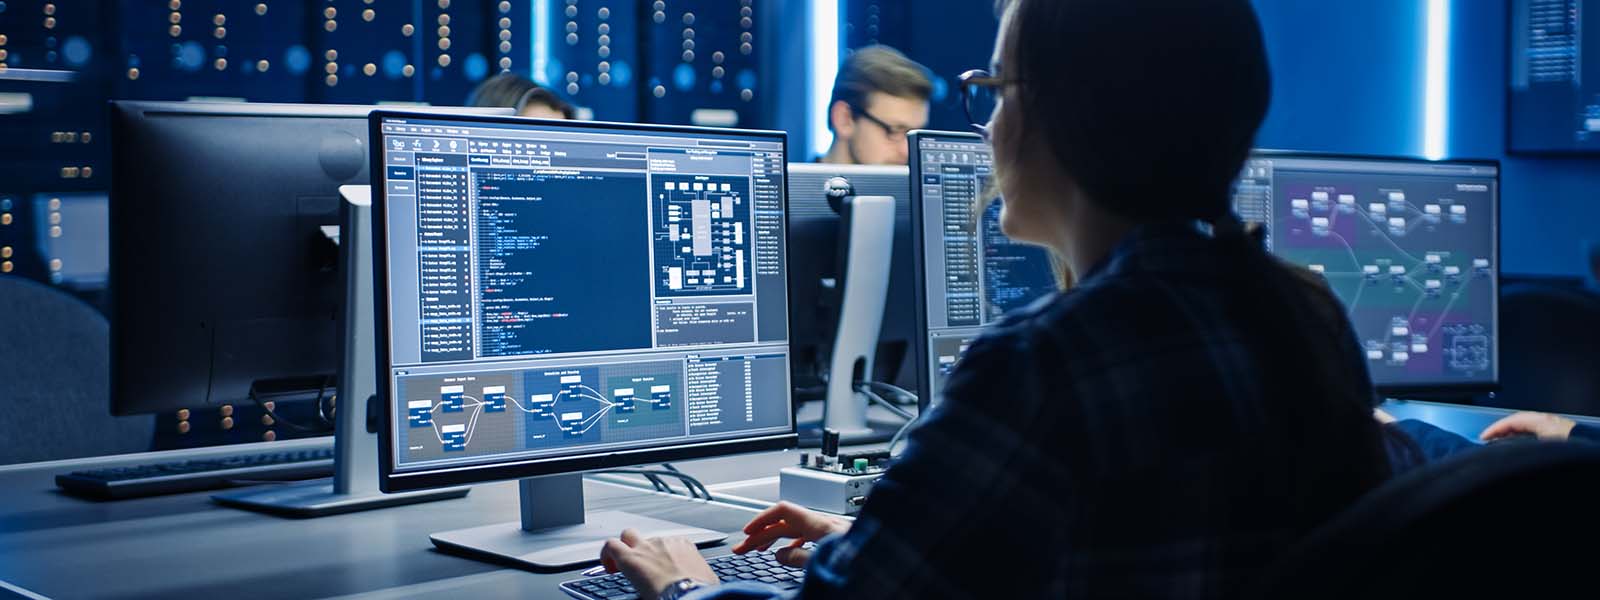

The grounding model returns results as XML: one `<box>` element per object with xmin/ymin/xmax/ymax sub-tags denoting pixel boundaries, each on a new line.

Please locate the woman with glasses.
<box><xmin>599</xmin><ymin>1</ymin><xmax>1392</xmax><ymax>598</ymax></box>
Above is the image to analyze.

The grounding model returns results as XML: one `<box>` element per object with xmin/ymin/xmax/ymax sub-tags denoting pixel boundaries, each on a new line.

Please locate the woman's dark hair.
<box><xmin>1003</xmin><ymin>0</ymin><xmax>1270</xmax><ymax>223</ymax></box>
<box><xmin>1001</xmin><ymin>0</ymin><xmax>1391</xmax><ymax>524</ymax></box>
<box><xmin>468</xmin><ymin>72</ymin><xmax>576</xmax><ymax>119</ymax></box>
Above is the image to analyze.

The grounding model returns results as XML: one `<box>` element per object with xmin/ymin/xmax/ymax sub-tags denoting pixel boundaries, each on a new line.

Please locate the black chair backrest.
<box><xmin>1485</xmin><ymin>282</ymin><xmax>1600</xmax><ymax>415</ymax></box>
<box><xmin>0</xmin><ymin>276</ymin><xmax>152</xmax><ymax>464</ymax></box>
<box><xmin>1248</xmin><ymin>442</ymin><xmax>1600</xmax><ymax>598</ymax></box>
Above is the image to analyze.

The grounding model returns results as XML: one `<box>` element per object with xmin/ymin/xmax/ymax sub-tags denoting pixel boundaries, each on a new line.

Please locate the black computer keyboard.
<box><xmin>55</xmin><ymin>447</ymin><xmax>335</xmax><ymax>500</ymax></box>
<box><xmin>561</xmin><ymin>551</ymin><xmax>804</xmax><ymax>599</ymax></box>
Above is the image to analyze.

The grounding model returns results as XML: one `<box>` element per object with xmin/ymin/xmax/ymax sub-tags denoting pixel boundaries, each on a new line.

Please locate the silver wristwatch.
<box><xmin>658</xmin><ymin>578</ymin><xmax>707</xmax><ymax>600</ymax></box>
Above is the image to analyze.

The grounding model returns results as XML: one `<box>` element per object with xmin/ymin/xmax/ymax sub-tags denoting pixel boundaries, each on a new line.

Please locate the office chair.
<box><xmin>0</xmin><ymin>276</ymin><xmax>153</xmax><ymax>465</ymax></box>
<box><xmin>1481</xmin><ymin>281</ymin><xmax>1600</xmax><ymax>415</ymax></box>
<box><xmin>1246</xmin><ymin>442</ymin><xmax>1600</xmax><ymax>598</ymax></box>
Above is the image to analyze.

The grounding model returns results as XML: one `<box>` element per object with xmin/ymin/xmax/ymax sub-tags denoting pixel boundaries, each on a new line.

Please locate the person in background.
<box><xmin>466</xmin><ymin>71</ymin><xmax>576</xmax><ymax>119</ymax></box>
<box><xmin>817</xmin><ymin>45</ymin><xmax>931</xmax><ymax>165</ymax></box>
<box><xmin>596</xmin><ymin>1</ymin><xmax>1395</xmax><ymax>598</ymax></box>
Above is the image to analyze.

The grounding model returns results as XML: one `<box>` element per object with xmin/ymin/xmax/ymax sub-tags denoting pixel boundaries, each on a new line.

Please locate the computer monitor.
<box><xmin>908</xmin><ymin>131</ymin><xmax>1057</xmax><ymax>411</ymax></box>
<box><xmin>110</xmin><ymin>102</ymin><xmax>506</xmax><ymax>516</ymax></box>
<box><xmin>370</xmin><ymin>111</ymin><xmax>795</xmax><ymax>568</ymax></box>
<box><xmin>108</xmin><ymin>101</ymin><xmax>504</xmax><ymax>416</ymax></box>
<box><xmin>786</xmin><ymin>164</ymin><xmax>915</xmax><ymax>393</ymax></box>
<box><xmin>786</xmin><ymin>163</ymin><xmax>914</xmax><ymax>442</ymax></box>
<box><xmin>1232</xmin><ymin>152</ymin><xmax>1500</xmax><ymax>394</ymax></box>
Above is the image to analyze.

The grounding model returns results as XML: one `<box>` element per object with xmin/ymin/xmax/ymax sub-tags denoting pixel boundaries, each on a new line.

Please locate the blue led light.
<box><xmin>465</xmin><ymin>53</ymin><xmax>489</xmax><ymax>81</ymax></box>
<box><xmin>611</xmin><ymin>61</ymin><xmax>632</xmax><ymax>87</ymax></box>
<box><xmin>63</xmin><ymin>36</ymin><xmax>92</xmax><ymax>67</ymax></box>
<box><xmin>1423</xmin><ymin>0</ymin><xmax>1450</xmax><ymax>160</ymax></box>
<box><xmin>177</xmin><ymin>42</ymin><xmax>205</xmax><ymax>72</ymax></box>
<box><xmin>285</xmin><ymin>45</ymin><xmax>311</xmax><ymax>75</ymax></box>
<box><xmin>383</xmin><ymin>50</ymin><xmax>406</xmax><ymax>79</ymax></box>
<box><xmin>810</xmin><ymin>0</ymin><xmax>841</xmax><ymax>157</ymax></box>
<box><xmin>673</xmin><ymin>63</ymin><xmax>695</xmax><ymax>91</ymax></box>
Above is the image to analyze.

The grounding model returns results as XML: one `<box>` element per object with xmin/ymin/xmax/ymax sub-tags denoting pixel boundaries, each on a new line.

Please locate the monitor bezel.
<box><xmin>369</xmin><ymin>110</ymin><xmax>797</xmax><ymax>493</ymax></box>
<box><xmin>1248</xmin><ymin>149</ymin><xmax>1503</xmax><ymax>397</ymax></box>
<box><xmin>906</xmin><ymin>129</ymin><xmax>988</xmax><ymax>414</ymax></box>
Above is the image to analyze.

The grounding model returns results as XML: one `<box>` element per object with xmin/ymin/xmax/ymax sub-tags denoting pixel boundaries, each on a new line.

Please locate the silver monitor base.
<box><xmin>213</xmin><ymin>478</ymin><xmax>469</xmax><ymax>518</ymax></box>
<box><xmin>429</xmin><ymin>474</ymin><xmax>727</xmax><ymax>570</ymax></box>
<box><xmin>430</xmin><ymin>509</ymin><xmax>725</xmax><ymax>570</ymax></box>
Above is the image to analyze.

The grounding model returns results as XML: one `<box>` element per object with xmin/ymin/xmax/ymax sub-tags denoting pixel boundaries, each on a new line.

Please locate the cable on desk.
<box><xmin>248</xmin><ymin>379</ymin><xmax>336</xmax><ymax>434</ymax></box>
<box><xmin>865</xmin><ymin>381</ymin><xmax>919</xmax><ymax>406</ymax></box>
<box><xmin>855</xmin><ymin>385</ymin><xmax>914</xmax><ymax>421</ymax></box>
<box><xmin>644</xmin><ymin>473</ymin><xmax>674</xmax><ymax>494</ymax></box>
<box><xmin>659</xmin><ymin>463</ymin><xmax>709</xmax><ymax>500</ymax></box>
<box><xmin>888</xmin><ymin>417</ymin><xmax>920</xmax><ymax>457</ymax></box>
<box><xmin>592</xmin><ymin>468</ymin><xmax>713</xmax><ymax>502</ymax></box>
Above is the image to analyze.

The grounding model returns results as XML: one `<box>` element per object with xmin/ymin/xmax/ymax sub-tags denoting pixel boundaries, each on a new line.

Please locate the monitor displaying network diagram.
<box><xmin>1232</xmin><ymin>153</ymin><xmax>1500</xmax><ymax>391</ymax></box>
<box><xmin>373</xmin><ymin>114</ymin><xmax>794</xmax><ymax>476</ymax></box>
<box><xmin>910</xmin><ymin>131</ymin><xmax>1057</xmax><ymax>406</ymax></box>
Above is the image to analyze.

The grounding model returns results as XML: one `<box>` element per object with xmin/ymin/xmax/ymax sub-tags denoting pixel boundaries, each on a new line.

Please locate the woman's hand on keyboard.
<box><xmin>733</xmin><ymin>501</ymin><xmax>849</xmax><ymax>568</ymax></box>
<box><xmin>600</xmin><ymin>528</ymin><xmax>718</xmax><ymax>600</ymax></box>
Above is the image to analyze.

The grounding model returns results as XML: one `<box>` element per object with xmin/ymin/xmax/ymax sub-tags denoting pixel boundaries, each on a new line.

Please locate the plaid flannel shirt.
<box><xmin>691</xmin><ymin>222</ymin><xmax>1392</xmax><ymax>600</ymax></box>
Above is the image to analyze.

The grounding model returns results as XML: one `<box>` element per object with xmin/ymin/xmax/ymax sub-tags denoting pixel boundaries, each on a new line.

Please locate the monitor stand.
<box><xmin>429</xmin><ymin>474</ymin><xmax>727</xmax><ymax>570</ymax></box>
<box><xmin>212</xmin><ymin>185</ymin><xmax>468</xmax><ymax>517</ymax></box>
<box><xmin>798</xmin><ymin>195</ymin><xmax>902</xmax><ymax>446</ymax></box>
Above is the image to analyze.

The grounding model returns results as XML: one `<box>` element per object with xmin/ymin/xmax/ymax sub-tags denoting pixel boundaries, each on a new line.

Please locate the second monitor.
<box><xmin>909</xmin><ymin>130</ymin><xmax>1058</xmax><ymax>410</ymax></box>
<box><xmin>786</xmin><ymin>163</ymin><xmax>917</xmax><ymax>396</ymax></box>
<box><xmin>1232</xmin><ymin>152</ymin><xmax>1500</xmax><ymax>394</ymax></box>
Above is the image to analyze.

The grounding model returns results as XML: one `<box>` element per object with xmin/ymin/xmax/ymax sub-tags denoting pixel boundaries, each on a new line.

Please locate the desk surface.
<box><xmin>0</xmin><ymin>439</ymin><xmax>806</xmax><ymax>600</ymax></box>
<box><xmin>3</xmin><ymin>400</ymin><xmax>1574</xmax><ymax>599</ymax></box>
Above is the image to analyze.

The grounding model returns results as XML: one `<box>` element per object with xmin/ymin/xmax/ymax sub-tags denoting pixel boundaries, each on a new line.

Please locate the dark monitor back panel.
<box><xmin>785</xmin><ymin>164</ymin><xmax>916</xmax><ymax>396</ymax></box>
<box><xmin>108</xmin><ymin>101</ymin><xmax>506</xmax><ymax>416</ymax></box>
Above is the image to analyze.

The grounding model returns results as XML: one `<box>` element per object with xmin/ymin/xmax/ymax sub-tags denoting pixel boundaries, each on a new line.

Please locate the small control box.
<box><xmin>777</xmin><ymin>429</ymin><xmax>891</xmax><ymax>515</ymax></box>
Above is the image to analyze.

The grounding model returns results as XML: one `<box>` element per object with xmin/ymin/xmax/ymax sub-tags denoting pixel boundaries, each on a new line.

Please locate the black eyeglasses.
<box><xmin>847</xmin><ymin>102</ymin><xmax>913</xmax><ymax>142</ymax></box>
<box><xmin>958</xmin><ymin>69</ymin><xmax>1019</xmax><ymax>139</ymax></box>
